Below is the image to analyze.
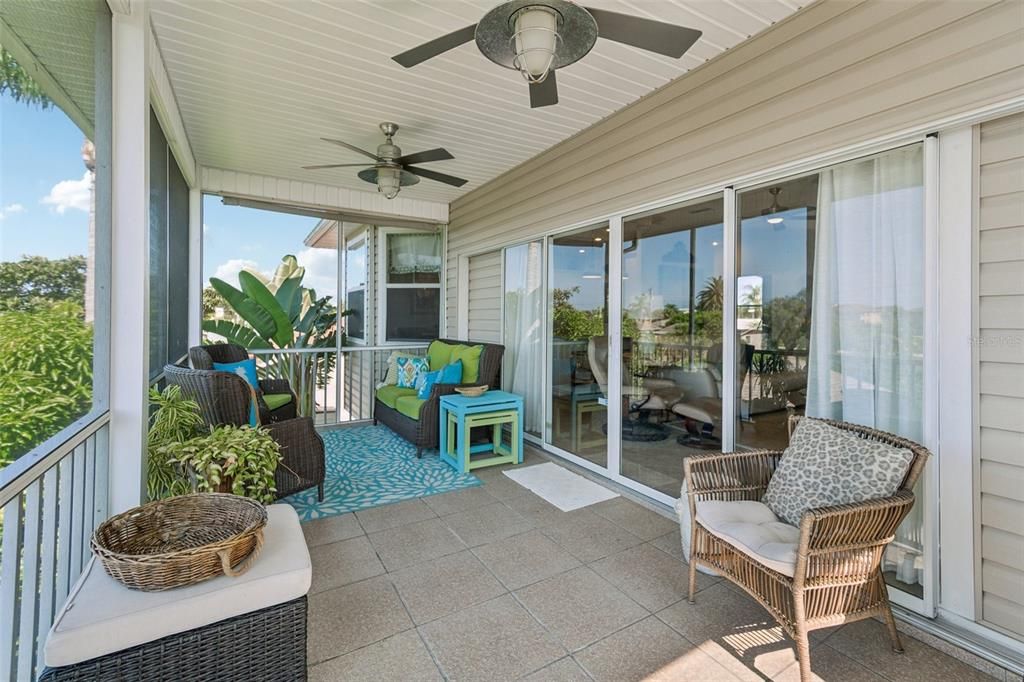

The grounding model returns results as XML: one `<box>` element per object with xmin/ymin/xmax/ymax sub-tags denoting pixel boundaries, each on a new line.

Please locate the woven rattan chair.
<box><xmin>683</xmin><ymin>416</ymin><xmax>930</xmax><ymax>682</ymax></box>
<box><xmin>164</xmin><ymin>363</ymin><xmax>325</xmax><ymax>501</ymax></box>
<box><xmin>189</xmin><ymin>344</ymin><xmax>298</xmax><ymax>423</ymax></box>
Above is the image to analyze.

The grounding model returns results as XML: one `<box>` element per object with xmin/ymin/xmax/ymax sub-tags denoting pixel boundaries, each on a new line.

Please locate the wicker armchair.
<box><xmin>683</xmin><ymin>416</ymin><xmax>930</xmax><ymax>682</ymax></box>
<box><xmin>373</xmin><ymin>339</ymin><xmax>505</xmax><ymax>457</ymax></box>
<box><xmin>189</xmin><ymin>344</ymin><xmax>298</xmax><ymax>423</ymax></box>
<box><xmin>164</xmin><ymin>363</ymin><xmax>325</xmax><ymax>501</ymax></box>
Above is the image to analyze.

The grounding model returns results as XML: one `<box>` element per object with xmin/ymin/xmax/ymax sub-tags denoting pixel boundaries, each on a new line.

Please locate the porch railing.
<box><xmin>0</xmin><ymin>412</ymin><xmax>110</xmax><ymax>681</ymax></box>
<box><xmin>250</xmin><ymin>344</ymin><xmax>429</xmax><ymax>426</ymax></box>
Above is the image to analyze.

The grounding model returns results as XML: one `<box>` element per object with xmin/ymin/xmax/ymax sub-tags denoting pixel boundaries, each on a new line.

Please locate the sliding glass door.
<box><xmin>619</xmin><ymin>196</ymin><xmax>724</xmax><ymax>496</ymax></box>
<box><xmin>547</xmin><ymin>224</ymin><xmax>609</xmax><ymax>468</ymax></box>
<box><xmin>735</xmin><ymin>144</ymin><xmax>926</xmax><ymax>599</ymax></box>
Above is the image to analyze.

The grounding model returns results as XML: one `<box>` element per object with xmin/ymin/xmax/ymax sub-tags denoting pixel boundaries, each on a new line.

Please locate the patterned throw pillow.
<box><xmin>761</xmin><ymin>418</ymin><xmax>915</xmax><ymax>526</ymax></box>
<box><xmin>396</xmin><ymin>356</ymin><xmax>429</xmax><ymax>389</ymax></box>
<box><xmin>384</xmin><ymin>352</ymin><xmax>420</xmax><ymax>385</ymax></box>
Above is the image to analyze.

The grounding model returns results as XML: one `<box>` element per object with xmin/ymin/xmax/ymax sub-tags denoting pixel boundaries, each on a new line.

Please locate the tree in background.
<box><xmin>551</xmin><ymin>287</ymin><xmax>605</xmax><ymax>341</ymax></box>
<box><xmin>0</xmin><ymin>47</ymin><xmax>51</xmax><ymax>108</ymax></box>
<box><xmin>0</xmin><ymin>256</ymin><xmax>86</xmax><ymax>312</ymax></box>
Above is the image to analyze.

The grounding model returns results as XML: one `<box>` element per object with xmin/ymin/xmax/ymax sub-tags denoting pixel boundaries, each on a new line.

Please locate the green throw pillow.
<box><xmin>450</xmin><ymin>344</ymin><xmax>484</xmax><ymax>384</ymax></box>
<box><xmin>427</xmin><ymin>340</ymin><xmax>458</xmax><ymax>371</ymax></box>
<box><xmin>263</xmin><ymin>393</ymin><xmax>292</xmax><ymax>411</ymax></box>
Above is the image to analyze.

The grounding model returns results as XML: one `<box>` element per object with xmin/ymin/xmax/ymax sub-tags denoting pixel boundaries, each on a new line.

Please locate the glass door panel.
<box><xmin>620</xmin><ymin>196</ymin><xmax>724</xmax><ymax>496</ymax></box>
<box><xmin>736</xmin><ymin>176</ymin><xmax>817</xmax><ymax>452</ymax></box>
<box><xmin>735</xmin><ymin>144</ymin><xmax>926</xmax><ymax>600</ymax></box>
<box><xmin>503</xmin><ymin>241</ymin><xmax>544</xmax><ymax>437</ymax></box>
<box><xmin>548</xmin><ymin>224</ymin><xmax>609</xmax><ymax>468</ymax></box>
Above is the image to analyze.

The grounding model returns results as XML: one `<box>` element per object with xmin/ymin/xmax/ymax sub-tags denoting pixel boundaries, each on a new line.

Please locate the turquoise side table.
<box><xmin>439</xmin><ymin>391</ymin><xmax>524</xmax><ymax>473</ymax></box>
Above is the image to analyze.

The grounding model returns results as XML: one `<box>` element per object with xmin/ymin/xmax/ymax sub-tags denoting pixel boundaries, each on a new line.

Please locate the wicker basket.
<box><xmin>91</xmin><ymin>493</ymin><xmax>268</xmax><ymax>592</ymax></box>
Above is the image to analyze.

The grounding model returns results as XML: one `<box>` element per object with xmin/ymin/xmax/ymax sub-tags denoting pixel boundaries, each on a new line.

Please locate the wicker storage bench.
<box><xmin>40</xmin><ymin>504</ymin><xmax>311</xmax><ymax>682</ymax></box>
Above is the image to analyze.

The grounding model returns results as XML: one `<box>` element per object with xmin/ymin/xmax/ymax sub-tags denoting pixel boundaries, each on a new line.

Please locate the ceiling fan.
<box><xmin>302</xmin><ymin>122</ymin><xmax>467</xmax><ymax>199</ymax></box>
<box><xmin>392</xmin><ymin>0</ymin><xmax>702</xmax><ymax>108</ymax></box>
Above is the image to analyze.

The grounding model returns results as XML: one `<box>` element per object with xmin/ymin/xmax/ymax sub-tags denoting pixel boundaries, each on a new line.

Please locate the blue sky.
<box><xmin>1</xmin><ymin>89</ymin><xmax>335</xmax><ymax>297</ymax></box>
<box><xmin>1</xmin><ymin>92</ymin><xmax>92</xmax><ymax>261</ymax></box>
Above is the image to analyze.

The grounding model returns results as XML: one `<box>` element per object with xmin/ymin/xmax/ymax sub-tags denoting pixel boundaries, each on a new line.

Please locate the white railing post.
<box><xmin>108</xmin><ymin>4</ymin><xmax>150</xmax><ymax>513</ymax></box>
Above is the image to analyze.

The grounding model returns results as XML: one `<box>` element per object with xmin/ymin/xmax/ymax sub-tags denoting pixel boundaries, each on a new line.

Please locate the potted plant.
<box><xmin>147</xmin><ymin>385</ymin><xmax>203</xmax><ymax>499</ymax></box>
<box><xmin>147</xmin><ymin>385</ymin><xmax>283</xmax><ymax>504</ymax></box>
<box><xmin>168</xmin><ymin>425</ymin><xmax>282</xmax><ymax>504</ymax></box>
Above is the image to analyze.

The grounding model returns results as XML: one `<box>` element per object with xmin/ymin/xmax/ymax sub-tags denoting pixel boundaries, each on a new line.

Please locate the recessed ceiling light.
<box><xmin>594</xmin><ymin>237</ymin><xmax>602</xmax><ymax>242</ymax></box>
<box><xmin>582</xmin><ymin>274</ymin><xmax>602</xmax><ymax>279</ymax></box>
<box><xmin>579</xmin><ymin>248</ymin><xmax>586</xmax><ymax>253</ymax></box>
<box><xmin>712</xmin><ymin>241</ymin><xmax>719</xmax><ymax>246</ymax></box>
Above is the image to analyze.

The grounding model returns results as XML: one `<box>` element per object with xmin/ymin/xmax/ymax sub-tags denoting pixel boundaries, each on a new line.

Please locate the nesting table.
<box><xmin>440</xmin><ymin>390</ymin><xmax>524</xmax><ymax>473</ymax></box>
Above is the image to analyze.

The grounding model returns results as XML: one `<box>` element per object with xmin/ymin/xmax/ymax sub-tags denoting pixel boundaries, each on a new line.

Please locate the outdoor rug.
<box><xmin>283</xmin><ymin>425</ymin><xmax>480</xmax><ymax>521</ymax></box>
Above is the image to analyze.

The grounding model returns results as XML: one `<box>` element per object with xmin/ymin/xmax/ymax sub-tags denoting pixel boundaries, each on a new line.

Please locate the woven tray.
<box><xmin>91</xmin><ymin>493</ymin><xmax>267</xmax><ymax>592</ymax></box>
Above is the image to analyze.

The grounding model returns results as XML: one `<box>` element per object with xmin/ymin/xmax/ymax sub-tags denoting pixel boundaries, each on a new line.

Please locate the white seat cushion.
<box><xmin>695</xmin><ymin>500</ymin><xmax>800</xmax><ymax>577</ymax></box>
<box><xmin>45</xmin><ymin>504</ymin><xmax>311</xmax><ymax>668</ymax></box>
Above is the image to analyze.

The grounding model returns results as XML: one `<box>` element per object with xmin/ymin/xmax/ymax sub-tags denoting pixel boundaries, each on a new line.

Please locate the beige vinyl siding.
<box><xmin>445</xmin><ymin>0</ymin><xmax>1024</xmax><ymax>312</ymax></box>
<box><xmin>977</xmin><ymin>112</ymin><xmax>1024</xmax><ymax>641</ymax></box>
<box><xmin>466</xmin><ymin>251</ymin><xmax>502</xmax><ymax>343</ymax></box>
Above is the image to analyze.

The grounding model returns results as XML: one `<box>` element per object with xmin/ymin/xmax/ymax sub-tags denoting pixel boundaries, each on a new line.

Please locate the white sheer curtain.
<box><xmin>503</xmin><ymin>242</ymin><xmax>544</xmax><ymax>435</ymax></box>
<box><xmin>806</xmin><ymin>145</ymin><xmax>926</xmax><ymax>587</ymax></box>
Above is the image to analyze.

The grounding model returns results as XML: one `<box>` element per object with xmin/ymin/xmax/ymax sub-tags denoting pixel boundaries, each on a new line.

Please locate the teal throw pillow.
<box><xmin>213</xmin><ymin>358</ymin><xmax>259</xmax><ymax>426</ymax></box>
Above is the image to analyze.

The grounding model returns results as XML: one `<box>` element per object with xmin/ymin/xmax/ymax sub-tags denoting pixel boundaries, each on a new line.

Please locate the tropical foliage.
<box><xmin>202</xmin><ymin>255</ymin><xmax>345</xmax><ymax>417</ymax></box>
<box><xmin>147</xmin><ymin>385</ymin><xmax>204</xmax><ymax>499</ymax></box>
<box><xmin>0</xmin><ymin>301</ymin><xmax>92</xmax><ymax>467</ymax></box>
<box><xmin>0</xmin><ymin>47</ymin><xmax>52</xmax><ymax>108</ymax></box>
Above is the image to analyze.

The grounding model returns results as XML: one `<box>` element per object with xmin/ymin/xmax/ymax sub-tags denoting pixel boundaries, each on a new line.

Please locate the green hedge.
<box><xmin>0</xmin><ymin>302</ymin><xmax>93</xmax><ymax>467</ymax></box>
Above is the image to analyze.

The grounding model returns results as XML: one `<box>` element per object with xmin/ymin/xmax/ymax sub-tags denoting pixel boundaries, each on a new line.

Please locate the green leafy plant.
<box><xmin>0</xmin><ymin>301</ymin><xmax>92</xmax><ymax>467</ymax></box>
<box><xmin>147</xmin><ymin>386</ymin><xmax>204</xmax><ymax>499</ymax></box>
<box><xmin>169</xmin><ymin>425</ymin><xmax>281</xmax><ymax>504</ymax></box>
<box><xmin>201</xmin><ymin>255</ymin><xmax>346</xmax><ymax>416</ymax></box>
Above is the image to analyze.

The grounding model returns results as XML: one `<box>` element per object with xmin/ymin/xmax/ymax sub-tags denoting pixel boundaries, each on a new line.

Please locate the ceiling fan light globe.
<box><xmin>511</xmin><ymin>6</ymin><xmax>559</xmax><ymax>81</ymax></box>
<box><xmin>766</xmin><ymin>216</ymin><xmax>784</xmax><ymax>225</ymax></box>
<box><xmin>377</xmin><ymin>166</ymin><xmax>402</xmax><ymax>200</ymax></box>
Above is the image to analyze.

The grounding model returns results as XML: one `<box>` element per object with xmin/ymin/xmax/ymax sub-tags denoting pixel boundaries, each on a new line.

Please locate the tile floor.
<box><xmin>301</xmin><ymin>447</ymin><xmax>1002</xmax><ymax>682</ymax></box>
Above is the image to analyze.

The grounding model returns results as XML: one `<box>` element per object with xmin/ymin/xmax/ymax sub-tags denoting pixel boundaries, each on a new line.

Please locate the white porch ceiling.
<box><xmin>149</xmin><ymin>0</ymin><xmax>804</xmax><ymax>205</ymax></box>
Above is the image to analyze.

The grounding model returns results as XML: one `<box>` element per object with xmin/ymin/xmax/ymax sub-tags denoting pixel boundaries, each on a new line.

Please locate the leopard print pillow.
<box><xmin>762</xmin><ymin>418</ymin><xmax>914</xmax><ymax>526</ymax></box>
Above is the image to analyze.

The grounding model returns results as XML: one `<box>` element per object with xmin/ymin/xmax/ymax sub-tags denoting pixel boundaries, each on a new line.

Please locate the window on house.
<box><xmin>381</xmin><ymin>230</ymin><xmax>441</xmax><ymax>342</ymax></box>
<box><xmin>345</xmin><ymin>235</ymin><xmax>367</xmax><ymax>341</ymax></box>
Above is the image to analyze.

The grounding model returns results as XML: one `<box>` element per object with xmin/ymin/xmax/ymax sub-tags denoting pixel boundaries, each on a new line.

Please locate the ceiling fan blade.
<box><xmin>405</xmin><ymin>165</ymin><xmax>468</xmax><ymax>188</ymax></box>
<box><xmin>585</xmin><ymin>7</ymin><xmax>701</xmax><ymax>59</ymax></box>
<box><xmin>392</xmin><ymin>25</ymin><xmax>478</xmax><ymax>68</ymax></box>
<box><xmin>529</xmin><ymin>71</ymin><xmax>558</xmax><ymax>108</ymax></box>
<box><xmin>321</xmin><ymin>137</ymin><xmax>380</xmax><ymax>161</ymax></box>
<box><xmin>396</xmin><ymin>148</ymin><xmax>455</xmax><ymax>166</ymax></box>
<box><xmin>301</xmin><ymin>163</ymin><xmax>370</xmax><ymax>170</ymax></box>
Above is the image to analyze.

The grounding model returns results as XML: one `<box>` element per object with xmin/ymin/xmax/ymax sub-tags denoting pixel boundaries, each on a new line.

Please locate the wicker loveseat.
<box><xmin>374</xmin><ymin>339</ymin><xmax>504</xmax><ymax>457</ymax></box>
<box><xmin>164</xmin><ymin>362</ymin><xmax>325</xmax><ymax>501</ymax></box>
<box><xmin>683</xmin><ymin>416</ymin><xmax>930</xmax><ymax>682</ymax></box>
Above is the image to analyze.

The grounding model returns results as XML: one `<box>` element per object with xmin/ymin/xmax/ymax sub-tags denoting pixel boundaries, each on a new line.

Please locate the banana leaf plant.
<box><xmin>201</xmin><ymin>255</ymin><xmax>348</xmax><ymax>417</ymax></box>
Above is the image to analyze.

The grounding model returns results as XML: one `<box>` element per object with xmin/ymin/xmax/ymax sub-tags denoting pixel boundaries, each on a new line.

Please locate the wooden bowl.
<box><xmin>454</xmin><ymin>385</ymin><xmax>489</xmax><ymax>397</ymax></box>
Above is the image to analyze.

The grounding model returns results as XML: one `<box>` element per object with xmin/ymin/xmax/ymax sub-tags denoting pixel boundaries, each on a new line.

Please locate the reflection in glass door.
<box><xmin>620</xmin><ymin>196</ymin><xmax>724</xmax><ymax>496</ymax></box>
<box><xmin>547</xmin><ymin>224</ymin><xmax>609</xmax><ymax>468</ymax></box>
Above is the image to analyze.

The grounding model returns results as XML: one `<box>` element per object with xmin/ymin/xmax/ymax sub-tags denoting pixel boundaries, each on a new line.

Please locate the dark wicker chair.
<box><xmin>164</xmin><ymin>363</ymin><xmax>325</xmax><ymax>501</ymax></box>
<box><xmin>373</xmin><ymin>339</ymin><xmax>504</xmax><ymax>457</ymax></box>
<box><xmin>189</xmin><ymin>344</ymin><xmax>298</xmax><ymax>423</ymax></box>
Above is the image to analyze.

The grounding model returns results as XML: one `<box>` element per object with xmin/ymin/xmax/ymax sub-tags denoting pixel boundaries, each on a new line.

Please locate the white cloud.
<box><xmin>295</xmin><ymin>247</ymin><xmax>337</xmax><ymax>298</ymax></box>
<box><xmin>0</xmin><ymin>203</ymin><xmax>25</xmax><ymax>220</ymax></box>
<box><xmin>213</xmin><ymin>259</ymin><xmax>264</xmax><ymax>285</ymax></box>
<box><xmin>41</xmin><ymin>172</ymin><xmax>92</xmax><ymax>214</ymax></box>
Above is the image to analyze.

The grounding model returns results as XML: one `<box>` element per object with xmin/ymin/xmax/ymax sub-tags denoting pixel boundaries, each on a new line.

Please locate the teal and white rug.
<box><xmin>283</xmin><ymin>425</ymin><xmax>481</xmax><ymax>521</ymax></box>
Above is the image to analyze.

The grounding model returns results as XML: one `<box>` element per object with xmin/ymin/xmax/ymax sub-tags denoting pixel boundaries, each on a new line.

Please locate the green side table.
<box><xmin>439</xmin><ymin>391</ymin><xmax>524</xmax><ymax>473</ymax></box>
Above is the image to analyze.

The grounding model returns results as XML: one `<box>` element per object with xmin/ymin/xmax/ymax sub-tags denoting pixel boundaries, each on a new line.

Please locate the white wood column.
<box><xmin>108</xmin><ymin>2</ymin><xmax>150</xmax><ymax>513</ymax></box>
<box><xmin>188</xmin><ymin>186</ymin><xmax>202</xmax><ymax>346</ymax></box>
